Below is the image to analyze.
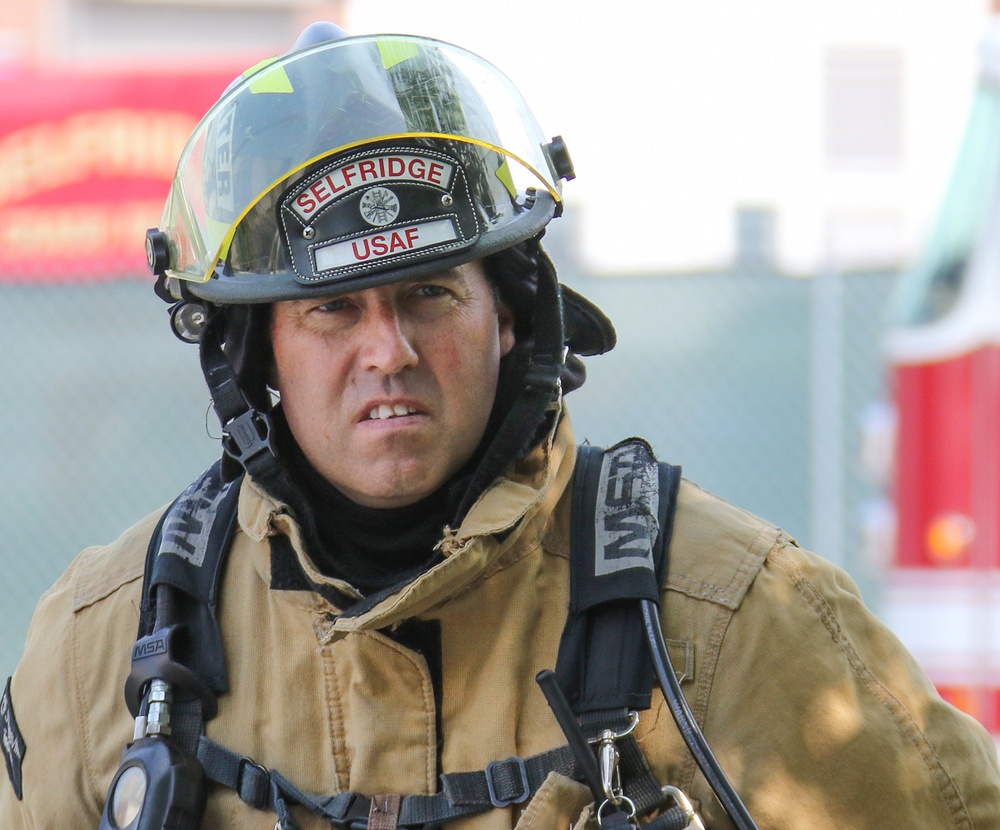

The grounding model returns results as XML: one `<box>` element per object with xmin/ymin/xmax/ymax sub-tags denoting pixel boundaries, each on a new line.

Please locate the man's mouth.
<box><xmin>368</xmin><ymin>403</ymin><xmax>419</xmax><ymax>421</ymax></box>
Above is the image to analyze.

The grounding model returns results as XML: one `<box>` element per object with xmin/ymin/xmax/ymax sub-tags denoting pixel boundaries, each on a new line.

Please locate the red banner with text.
<box><xmin>0</xmin><ymin>65</ymin><xmax>242</xmax><ymax>282</ymax></box>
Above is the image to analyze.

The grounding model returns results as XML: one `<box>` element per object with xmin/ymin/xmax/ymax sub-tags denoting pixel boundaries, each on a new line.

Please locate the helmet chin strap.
<box><xmin>454</xmin><ymin>241</ymin><xmax>566</xmax><ymax>521</ymax></box>
<box><xmin>199</xmin><ymin>309</ymin><xmax>281</xmax><ymax>482</ymax></box>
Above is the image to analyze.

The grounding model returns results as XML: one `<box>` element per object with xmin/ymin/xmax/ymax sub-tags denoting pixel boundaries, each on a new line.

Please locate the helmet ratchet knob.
<box><xmin>146</xmin><ymin>229</ymin><xmax>170</xmax><ymax>276</ymax></box>
<box><xmin>545</xmin><ymin>136</ymin><xmax>575</xmax><ymax>182</ymax></box>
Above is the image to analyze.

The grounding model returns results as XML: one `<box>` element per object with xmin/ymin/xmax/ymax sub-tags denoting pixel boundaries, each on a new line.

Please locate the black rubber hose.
<box><xmin>535</xmin><ymin>669</ymin><xmax>606</xmax><ymax>804</ymax></box>
<box><xmin>640</xmin><ymin>599</ymin><xmax>760</xmax><ymax>830</ymax></box>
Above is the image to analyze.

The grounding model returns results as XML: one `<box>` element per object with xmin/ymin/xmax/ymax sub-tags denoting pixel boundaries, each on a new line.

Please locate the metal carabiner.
<box><xmin>585</xmin><ymin>711</ymin><xmax>640</xmax><ymax>746</ymax></box>
<box><xmin>589</xmin><ymin>712</ymin><xmax>641</xmax><ymax>824</ymax></box>
<box><xmin>590</xmin><ymin>712</ymin><xmax>640</xmax><ymax>805</ymax></box>
<box><xmin>660</xmin><ymin>786</ymin><xmax>706</xmax><ymax>830</ymax></box>
<box><xmin>596</xmin><ymin>730</ymin><xmax>621</xmax><ymax>803</ymax></box>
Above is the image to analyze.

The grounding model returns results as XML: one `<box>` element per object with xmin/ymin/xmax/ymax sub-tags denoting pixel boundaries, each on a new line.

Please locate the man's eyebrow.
<box><xmin>409</xmin><ymin>271</ymin><xmax>469</xmax><ymax>288</ymax></box>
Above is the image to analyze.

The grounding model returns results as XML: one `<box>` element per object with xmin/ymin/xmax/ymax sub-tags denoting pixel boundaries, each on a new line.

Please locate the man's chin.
<box><xmin>336</xmin><ymin>463</ymin><xmax>443</xmax><ymax>509</ymax></box>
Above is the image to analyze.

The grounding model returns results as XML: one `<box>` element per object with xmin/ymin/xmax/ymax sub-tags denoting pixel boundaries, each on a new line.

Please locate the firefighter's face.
<box><xmin>270</xmin><ymin>260</ymin><xmax>515</xmax><ymax>508</ymax></box>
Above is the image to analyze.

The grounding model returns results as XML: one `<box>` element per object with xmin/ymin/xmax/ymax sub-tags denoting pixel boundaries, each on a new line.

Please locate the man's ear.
<box><xmin>498</xmin><ymin>300</ymin><xmax>516</xmax><ymax>358</ymax></box>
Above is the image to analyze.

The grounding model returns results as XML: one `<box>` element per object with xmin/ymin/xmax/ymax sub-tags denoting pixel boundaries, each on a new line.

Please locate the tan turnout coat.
<box><xmin>2</xmin><ymin>414</ymin><xmax>998</xmax><ymax>829</ymax></box>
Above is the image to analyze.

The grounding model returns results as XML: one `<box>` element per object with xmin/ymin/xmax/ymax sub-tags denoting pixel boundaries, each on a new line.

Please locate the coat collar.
<box><xmin>236</xmin><ymin>408</ymin><xmax>579</xmax><ymax>638</ymax></box>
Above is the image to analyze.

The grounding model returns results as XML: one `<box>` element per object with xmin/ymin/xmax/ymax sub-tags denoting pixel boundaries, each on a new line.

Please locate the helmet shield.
<box><xmin>159</xmin><ymin>34</ymin><xmax>566</xmax><ymax>301</ymax></box>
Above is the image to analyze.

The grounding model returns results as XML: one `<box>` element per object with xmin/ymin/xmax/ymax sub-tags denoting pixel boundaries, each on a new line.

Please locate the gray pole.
<box><xmin>810</xmin><ymin>263</ymin><xmax>845</xmax><ymax>569</ymax></box>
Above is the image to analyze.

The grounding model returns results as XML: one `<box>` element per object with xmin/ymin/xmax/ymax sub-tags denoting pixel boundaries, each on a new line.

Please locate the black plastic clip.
<box><xmin>485</xmin><ymin>756</ymin><xmax>531</xmax><ymax>808</ymax></box>
<box><xmin>221</xmin><ymin>409</ymin><xmax>274</xmax><ymax>468</ymax></box>
<box><xmin>236</xmin><ymin>757</ymin><xmax>272</xmax><ymax>810</ymax></box>
<box><xmin>124</xmin><ymin>625</ymin><xmax>219</xmax><ymax>719</ymax></box>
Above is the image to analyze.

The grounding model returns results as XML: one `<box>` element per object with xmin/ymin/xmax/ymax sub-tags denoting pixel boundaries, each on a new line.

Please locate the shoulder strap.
<box><xmin>125</xmin><ymin>460</ymin><xmax>242</xmax><ymax>729</ymax></box>
<box><xmin>555</xmin><ymin>438</ymin><xmax>682</xmax><ymax>719</ymax></box>
<box><xmin>114</xmin><ymin>446</ymin><xmax>689</xmax><ymax>829</ymax></box>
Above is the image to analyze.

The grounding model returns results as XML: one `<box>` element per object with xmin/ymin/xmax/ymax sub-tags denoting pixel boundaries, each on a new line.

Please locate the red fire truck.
<box><xmin>883</xmin><ymin>20</ymin><xmax>1000</xmax><ymax>742</ymax></box>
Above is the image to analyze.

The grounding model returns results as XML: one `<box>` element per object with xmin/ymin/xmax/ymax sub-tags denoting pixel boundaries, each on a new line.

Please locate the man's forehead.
<box><xmin>278</xmin><ymin>261</ymin><xmax>485</xmax><ymax>307</ymax></box>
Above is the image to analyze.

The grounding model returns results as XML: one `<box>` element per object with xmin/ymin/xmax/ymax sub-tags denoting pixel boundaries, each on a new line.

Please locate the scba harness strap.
<box><xmin>110</xmin><ymin>440</ymin><xmax>694</xmax><ymax>830</ymax></box>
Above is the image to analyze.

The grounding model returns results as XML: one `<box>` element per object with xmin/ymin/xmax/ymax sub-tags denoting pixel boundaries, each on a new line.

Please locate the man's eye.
<box><xmin>415</xmin><ymin>284</ymin><xmax>449</xmax><ymax>298</ymax></box>
<box><xmin>318</xmin><ymin>299</ymin><xmax>349</xmax><ymax>312</ymax></box>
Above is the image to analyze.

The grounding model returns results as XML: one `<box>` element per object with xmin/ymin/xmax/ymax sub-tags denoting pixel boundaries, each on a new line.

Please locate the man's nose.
<box><xmin>361</xmin><ymin>305</ymin><xmax>418</xmax><ymax>374</ymax></box>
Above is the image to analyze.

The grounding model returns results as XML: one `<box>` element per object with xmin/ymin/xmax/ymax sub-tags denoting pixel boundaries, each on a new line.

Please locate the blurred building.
<box><xmin>3</xmin><ymin>0</ymin><xmax>994</xmax><ymax>276</ymax></box>
<box><xmin>1</xmin><ymin>0</ymin><xmax>345</xmax><ymax>66</ymax></box>
<box><xmin>345</xmin><ymin>0</ymin><xmax>994</xmax><ymax>278</ymax></box>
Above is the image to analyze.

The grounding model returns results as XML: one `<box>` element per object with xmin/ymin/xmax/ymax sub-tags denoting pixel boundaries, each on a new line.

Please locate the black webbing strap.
<box><xmin>196</xmin><ymin>735</ymin><xmax>585</xmax><ymax>829</ymax></box>
<box><xmin>551</xmin><ymin>439</ymin><xmax>682</xmax><ymax>820</ymax></box>
<box><xmin>555</xmin><ymin>439</ymin><xmax>680</xmax><ymax>717</ymax></box>
<box><xmin>125</xmin><ymin>461</ymin><xmax>242</xmax><ymax>746</ymax></box>
<box><xmin>199</xmin><ymin>312</ymin><xmax>278</xmax><ymax>480</ymax></box>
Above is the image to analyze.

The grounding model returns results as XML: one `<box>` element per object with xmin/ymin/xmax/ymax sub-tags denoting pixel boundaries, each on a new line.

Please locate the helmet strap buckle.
<box><xmin>221</xmin><ymin>409</ymin><xmax>276</xmax><ymax>474</ymax></box>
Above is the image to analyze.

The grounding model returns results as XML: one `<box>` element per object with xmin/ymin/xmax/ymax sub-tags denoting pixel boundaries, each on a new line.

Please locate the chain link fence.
<box><xmin>0</xmin><ymin>260</ymin><xmax>897</xmax><ymax>681</ymax></box>
<box><xmin>567</xmin><ymin>264</ymin><xmax>895</xmax><ymax>588</ymax></box>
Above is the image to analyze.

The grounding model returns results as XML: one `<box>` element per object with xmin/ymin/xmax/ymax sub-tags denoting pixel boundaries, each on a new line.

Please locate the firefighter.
<box><xmin>1</xmin><ymin>23</ymin><xmax>997</xmax><ymax>830</ymax></box>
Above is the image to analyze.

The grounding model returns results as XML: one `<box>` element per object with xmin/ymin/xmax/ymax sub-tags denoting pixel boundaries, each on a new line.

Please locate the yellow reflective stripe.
<box><xmin>208</xmin><ymin>213</ymin><xmax>234</xmax><ymax>265</ymax></box>
<box><xmin>495</xmin><ymin>158</ymin><xmax>516</xmax><ymax>199</ymax></box>
<box><xmin>377</xmin><ymin>40</ymin><xmax>421</xmax><ymax>70</ymax></box>
<box><xmin>243</xmin><ymin>56</ymin><xmax>295</xmax><ymax>94</ymax></box>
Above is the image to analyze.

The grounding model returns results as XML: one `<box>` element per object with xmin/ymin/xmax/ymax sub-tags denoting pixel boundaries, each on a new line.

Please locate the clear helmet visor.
<box><xmin>160</xmin><ymin>34</ymin><xmax>567</xmax><ymax>288</ymax></box>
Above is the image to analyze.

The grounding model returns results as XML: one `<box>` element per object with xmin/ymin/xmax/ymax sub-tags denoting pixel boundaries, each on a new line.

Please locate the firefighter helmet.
<box><xmin>148</xmin><ymin>30</ymin><xmax>575</xmax><ymax>304</ymax></box>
